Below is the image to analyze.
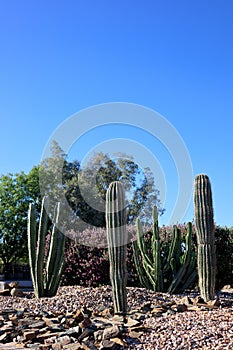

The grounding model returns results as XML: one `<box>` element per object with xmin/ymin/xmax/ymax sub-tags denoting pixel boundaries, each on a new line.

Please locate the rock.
<box><xmin>194</xmin><ymin>296</ymin><xmax>206</xmax><ymax>305</ymax></box>
<box><xmin>10</xmin><ymin>288</ymin><xmax>24</xmax><ymax>297</ymax></box>
<box><xmin>111</xmin><ymin>337</ymin><xmax>128</xmax><ymax>347</ymax></box>
<box><xmin>111</xmin><ymin>315</ymin><xmax>126</xmax><ymax>325</ymax></box>
<box><xmin>0</xmin><ymin>282</ymin><xmax>10</xmax><ymax>291</ymax></box>
<box><xmin>23</xmin><ymin>330</ymin><xmax>37</xmax><ymax>341</ymax></box>
<box><xmin>82</xmin><ymin>340</ymin><xmax>98</xmax><ymax>349</ymax></box>
<box><xmin>125</xmin><ymin>317</ymin><xmax>141</xmax><ymax>328</ymax></box>
<box><xmin>207</xmin><ymin>298</ymin><xmax>221</xmax><ymax>307</ymax></box>
<box><xmin>0</xmin><ymin>332</ymin><xmax>12</xmax><ymax>343</ymax></box>
<box><xmin>0</xmin><ymin>289</ymin><xmax>11</xmax><ymax>296</ymax></box>
<box><xmin>100</xmin><ymin>339</ymin><xmax>118</xmax><ymax>349</ymax></box>
<box><xmin>80</xmin><ymin>317</ymin><xmax>92</xmax><ymax>329</ymax></box>
<box><xmin>74</xmin><ymin>309</ymin><xmax>84</xmax><ymax>322</ymax></box>
<box><xmin>103</xmin><ymin>325</ymin><xmax>121</xmax><ymax>340</ymax></box>
<box><xmin>176</xmin><ymin>304</ymin><xmax>188</xmax><ymax>312</ymax></box>
<box><xmin>8</xmin><ymin>281</ymin><xmax>19</xmax><ymax>289</ymax></box>
<box><xmin>151</xmin><ymin>307</ymin><xmax>166</xmax><ymax>316</ymax></box>
<box><xmin>101</xmin><ymin>308</ymin><xmax>112</xmax><ymax>317</ymax></box>
<box><xmin>221</xmin><ymin>284</ymin><xmax>232</xmax><ymax>290</ymax></box>
<box><xmin>44</xmin><ymin>335</ymin><xmax>57</xmax><ymax>345</ymax></box>
<box><xmin>180</xmin><ymin>296</ymin><xmax>193</xmax><ymax>305</ymax></box>
<box><xmin>28</xmin><ymin>320</ymin><xmax>47</xmax><ymax>329</ymax></box>
<box><xmin>56</xmin><ymin>335</ymin><xmax>71</xmax><ymax>346</ymax></box>
<box><xmin>78</xmin><ymin>328</ymin><xmax>94</xmax><ymax>342</ymax></box>
<box><xmin>128</xmin><ymin>330</ymin><xmax>143</xmax><ymax>338</ymax></box>
<box><xmin>51</xmin><ymin>344</ymin><xmax>62</xmax><ymax>350</ymax></box>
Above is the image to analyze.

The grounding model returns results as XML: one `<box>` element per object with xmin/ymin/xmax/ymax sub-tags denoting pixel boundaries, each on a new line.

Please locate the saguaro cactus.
<box><xmin>27</xmin><ymin>197</ymin><xmax>66</xmax><ymax>298</ymax></box>
<box><xmin>106</xmin><ymin>181</ymin><xmax>128</xmax><ymax>315</ymax></box>
<box><xmin>194</xmin><ymin>174</ymin><xmax>216</xmax><ymax>301</ymax></box>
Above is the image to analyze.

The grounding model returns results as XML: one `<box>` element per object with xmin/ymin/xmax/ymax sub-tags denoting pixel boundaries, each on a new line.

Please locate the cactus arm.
<box><xmin>136</xmin><ymin>219</ymin><xmax>154</xmax><ymax>272</ymax></box>
<box><xmin>45</xmin><ymin>203</ymin><xmax>60</xmax><ymax>280</ymax></box>
<box><xmin>180</xmin><ymin>222</ymin><xmax>192</xmax><ymax>266</ymax></box>
<box><xmin>132</xmin><ymin>240</ymin><xmax>152</xmax><ymax>289</ymax></box>
<box><xmin>151</xmin><ymin>206</ymin><xmax>163</xmax><ymax>291</ymax></box>
<box><xmin>135</xmin><ymin>218</ymin><xmax>157</xmax><ymax>288</ymax></box>
<box><xmin>27</xmin><ymin>203</ymin><xmax>37</xmax><ymax>295</ymax></box>
<box><xmin>35</xmin><ymin>196</ymin><xmax>49</xmax><ymax>298</ymax></box>
<box><xmin>164</xmin><ymin>225</ymin><xmax>181</xmax><ymax>275</ymax></box>
<box><xmin>45</xmin><ymin>202</ymin><xmax>66</xmax><ymax>297</ymax></box>
<box><xmin>46</xmin><ymin>227</ymin><xmax>65</xmax><ymax>297</ymax></box>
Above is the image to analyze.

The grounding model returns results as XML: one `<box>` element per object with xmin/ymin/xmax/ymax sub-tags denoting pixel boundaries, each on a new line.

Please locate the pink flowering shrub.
<box><xmin>61</xmin><ymin>224</ymin><xmax>233</xmax><ymax>290</ymax></box>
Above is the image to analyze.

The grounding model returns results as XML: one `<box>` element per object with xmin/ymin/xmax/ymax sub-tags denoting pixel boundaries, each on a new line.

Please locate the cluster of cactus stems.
<box><xmin>133</xmin><ymin>206</ymin><xmax>197</xmax><ymax>293</ymax></box>
<box><xmin>27</xmin><ymin>196</ymin><xmax>66</xmax><ymax>298</ymax></box>
<box><xmin>133</xmin><ymin>206</ymin><xmax>163</xmax><ymax>291</ymax></box>
<box><xmin>194</xmin><ymin>174</ymin><xmax>216</xmax><ymax>301</ymax></box>
<box><xmin>106</xmin><ymin>181</ymin><xmax>128</xmax><ymax>316</ymax></box>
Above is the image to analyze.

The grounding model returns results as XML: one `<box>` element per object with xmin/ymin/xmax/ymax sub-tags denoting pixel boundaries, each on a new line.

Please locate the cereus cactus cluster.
<box><xmin>133</xmin><ymin>206</ymin><xmax>163</xmax><ymax>291</ymax></box>
<box><xmin>194</xmin><ymin>174</ymin><xmax>216</xmax><ymax>301</ymax></box>
<box><xmin>27</xmin><ymin>196</ymin><xmax>66</xmax><ymax>298</ymax></box>
<box><xmin>133</xmin><ymin>206</ymin><xmax>197</xmax><ymax>293</ymax></box>
<box><xmin>167</xmin><ymin>222</ymin><xmax>196</xmax><ymax>293</ymax></box>
<box><xmin>106</xmin><ymin>181</ymin><xmax>128</xmax><ymax>316</ymax></box>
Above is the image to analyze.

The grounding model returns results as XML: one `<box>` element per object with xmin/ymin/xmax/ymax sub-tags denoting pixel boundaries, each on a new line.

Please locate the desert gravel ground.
<box><xmin>0</xmin><ymin>285</ymin><xmax>233</xmax><ymax>349</ymax></box>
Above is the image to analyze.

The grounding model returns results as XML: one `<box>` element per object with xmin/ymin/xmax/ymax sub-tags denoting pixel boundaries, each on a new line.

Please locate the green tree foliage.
<box><xmin>64</xmin><ymin>151</ymin><xmax>164</xmax><ymax>227</ymax></box>
<box><xmin>0</xmin><ymin>171</ymin><xmax>39</xmax><ymax>268</ymax></box>
<box><xmin>39</xmin><ymin>141</ymin><xmax>164</xmax><ymax>227</ymax></box>
<box><xmin>0</xmin><ymin>141</ymin><xmax>164</xmax><ymax>268</ymax></box>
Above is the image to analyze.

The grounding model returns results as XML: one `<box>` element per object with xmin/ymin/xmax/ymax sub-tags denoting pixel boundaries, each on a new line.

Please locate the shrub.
<box><xmin>61</xmin><ymin>226</ymin><xmax>139</xmax><ymax>287</ymax></box>
<box><xmin>215</xmin><ymin>226</ymin><xmax>233</xmax><ymax>290</ymax></box>
<box><xmin>61</xmin><ymin>224</ymin><xmax>233</xmax><ymax>291</ymax></box>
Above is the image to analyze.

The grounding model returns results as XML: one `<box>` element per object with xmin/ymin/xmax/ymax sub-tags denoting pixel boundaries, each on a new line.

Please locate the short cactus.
<box><xmin>106</xmin><ymin>181</ymin><xmax>128</xmax><ymax>315</ymax></box>
<box><xmin>194</xmin><ymin>174</ymin><xmax>216</xmax><ymax>301</ymax></box>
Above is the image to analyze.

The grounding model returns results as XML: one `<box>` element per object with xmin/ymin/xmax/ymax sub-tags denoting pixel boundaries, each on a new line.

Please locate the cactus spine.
<box><xmin>194</xmin><ymin>174</ymin><xmax>216</xmax><ymax>301</ymax></box>
<box><xmin>106</xmin><ymin>181</ymin><xmax>128</xmax><ymax>315</ymax></box>
<box><xmin>27</xmin><ymin>197</ymin><xmax>66</xmax><ymax>298</ymax></box>
<box><xmin>133</xmin><ymin>206</ymin><xmax>196</xmax><ymax>293</ymax></box>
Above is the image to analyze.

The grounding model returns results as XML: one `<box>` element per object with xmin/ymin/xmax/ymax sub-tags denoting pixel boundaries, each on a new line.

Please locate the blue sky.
<box><xmin>0</xmin><ymin>0</ymin><xmax>233</xmax><ymax>227</ymax></box>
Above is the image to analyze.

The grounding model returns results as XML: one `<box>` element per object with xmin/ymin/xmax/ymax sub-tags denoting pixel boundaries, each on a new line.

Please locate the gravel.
<box><xmin>1</xmin><ymin>285</ymin><xmax>233</xmax><ymax>349</ymax></box>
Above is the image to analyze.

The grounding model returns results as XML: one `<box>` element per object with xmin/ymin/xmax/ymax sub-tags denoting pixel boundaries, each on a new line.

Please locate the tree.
<box><xmin>0</xmin><ymin>171</ymin><xmax>39</xmax><ymax>269</ymax></box>
<box><xmin>0</xmin><ymin>142</ymin><xmax>164</xmax><ymax>268</ymax></box>
<box><xmin>39</xmin><ymin>142</ymin><xmax>164</xmax><ymax>228</ymax></box>
<box><xmin>65</xmin><ymin>151</ymin><xmax>164</xmax><ymax>227</ymax></box>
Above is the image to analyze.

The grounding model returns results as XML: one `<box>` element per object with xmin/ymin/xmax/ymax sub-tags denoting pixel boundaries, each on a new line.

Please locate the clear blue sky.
<box><xmin>0</xmin><ymin>0</ymin><xmax>233</xmax><ymax>227</ymax></box>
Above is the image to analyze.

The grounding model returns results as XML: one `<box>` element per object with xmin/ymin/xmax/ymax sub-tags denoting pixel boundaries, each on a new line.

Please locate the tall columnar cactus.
<box><xmin>106</xmin><ymin>181</ymin><xmax>128</xmax><ymax>315</ymax></box>
<box><xmin>27</xmin><ymin>197</ymin><xmax>66</xmax><ymax>298</ymax></box>
<box><xmin>133</xmin><ymin>206</ymin><xmax>197</xmax><ymax>293</ymax></box>
<box><xmin>194</xmin><ymin>174</ymin><xmax>216</xmax><ymax>301</ymax></box>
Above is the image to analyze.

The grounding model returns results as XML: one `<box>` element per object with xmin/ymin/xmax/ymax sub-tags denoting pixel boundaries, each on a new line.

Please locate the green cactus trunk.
<box><xmin>27</xmin><ymin>197</ymin><xmax>65</xmax><ymax>298</ymax></box>
<box><xmin>106</xmin><ymin>181</ymin><xmax>128</xmax><ymax>315</ymax></box>
<box><xmin>194</xmin><ymin>174</ymin><xmax>216</xmax><ymax>302</ymax></box>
